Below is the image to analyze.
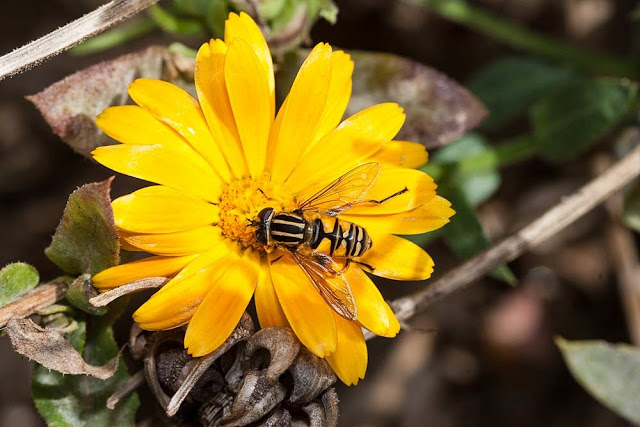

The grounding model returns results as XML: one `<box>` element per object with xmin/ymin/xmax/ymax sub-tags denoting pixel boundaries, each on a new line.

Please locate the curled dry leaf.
<box><xmin>29</xmin><ymin>46</ymin><xmax>195</xmax><ymax>157</ymax></box>
<box><xmin>276</xmin><ymin>50</ymin><xmax>488</xmax><ymax>149</ymax></box>
<box><xmin>90</xmin><ymin>277</ymin><xmax>169</xmax><ymax>307</ymax></box>
<box><xmin>6</xmin><ymin>318</ymin><xmax>121</xmax><ymax>380</ymax></box>
<box><xmin>46</xmin><ymin>178</ymin><xmax>120</xmax><ymax>276</ymax></box>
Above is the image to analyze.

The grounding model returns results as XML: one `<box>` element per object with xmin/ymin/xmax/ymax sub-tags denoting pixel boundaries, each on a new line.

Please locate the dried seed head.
<box><xmin>127</xmin><ymin>313</ymin><xmax>339</xmax><ymax>426</ymax></box>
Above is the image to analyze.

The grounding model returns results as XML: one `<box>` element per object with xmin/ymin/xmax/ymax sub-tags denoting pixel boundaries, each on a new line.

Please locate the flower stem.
<box><xmin>410</xmin><ymin>0</ymin><xmax>637</xmax><ymax>77</ymax></box>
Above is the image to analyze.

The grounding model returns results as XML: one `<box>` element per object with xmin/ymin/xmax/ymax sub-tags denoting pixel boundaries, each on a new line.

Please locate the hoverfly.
<box><xmin>253</xmin><ymin>162</ymin><xmax>407</xmax><ymax>321</ymax></box>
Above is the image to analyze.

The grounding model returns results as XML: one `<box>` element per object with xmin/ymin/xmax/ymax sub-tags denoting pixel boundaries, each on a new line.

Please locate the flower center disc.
<box><xmin>217</xmin><ymin>174</ymin><xmax>295</xmax><ymax>251</ymax></box>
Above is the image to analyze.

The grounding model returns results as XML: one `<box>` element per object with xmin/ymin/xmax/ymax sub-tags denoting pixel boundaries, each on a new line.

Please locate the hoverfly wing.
<box><xmin>297</xmin><ymin>162</ymin><xmax>382</xmax><ymax>216</ymax></box>
<box><xmin>289</xmin><ymin>251</ymin><xmax>358</xmax><ymax>321</ymax></box>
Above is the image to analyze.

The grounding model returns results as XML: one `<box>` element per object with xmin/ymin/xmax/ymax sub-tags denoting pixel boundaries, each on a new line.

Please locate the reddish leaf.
<box><xmin>276</xmin><ymin>50</ymin><xmax>487</xmax><ymax>149</ymax></box>
<box><xmin>28</xmin><ymin>46</ymin><xmax>194</xmax><ymax>157</ymax></box>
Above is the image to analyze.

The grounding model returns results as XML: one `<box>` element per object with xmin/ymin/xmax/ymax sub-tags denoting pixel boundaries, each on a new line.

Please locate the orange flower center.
<box><xmin>217</xmin><ymin>173</ymin><xmax>296</xmax><ymax>251</ymax></box>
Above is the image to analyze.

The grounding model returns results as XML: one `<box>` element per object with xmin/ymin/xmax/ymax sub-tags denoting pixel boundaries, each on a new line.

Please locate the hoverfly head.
<box><xmin>254</xmin><ymin>207</ymin><xmax>275</xmax><ymax>245</ymax></box>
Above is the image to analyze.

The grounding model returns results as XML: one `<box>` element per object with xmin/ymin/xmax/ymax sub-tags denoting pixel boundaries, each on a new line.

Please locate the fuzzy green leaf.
<box><xmin>0</xmin><ymin>263</ymin><xmax>39</xmax><ymax>306</ymax></box>
<box><xmin>32</xmin><ymin>304</ymin><xmax>138</xmax><ymax>427</ymax></box>
<box><xmin>66</xmin><ymin>274</ymin><xmax>108</xmax><ymax>316</ymax></box>
<box><xmin>557</xmin><ymin>338</ymin><xmax>640</xmax><ymax>424</ymax></box>
<box><xmin>531</xmin><ymin>80</ymin><xmax>637</xmax><ymax>161</ymax></box>
<box><xmin>45</xmin><ymin>179</ymin><xmax>119</xmax><ymax>276</ymax></box>
<box><xmin>468</xmin><ymin>57</ymin><xmax>582</xmax><ymax>130</ymax></box>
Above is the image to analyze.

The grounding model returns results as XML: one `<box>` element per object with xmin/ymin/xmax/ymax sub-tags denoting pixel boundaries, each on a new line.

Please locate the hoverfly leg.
<box><xmin>270</xmin><ymin>254</ymin><xmax>285</xmax><ymax>264</ymax></box>
<box><xmin>337</xmin><ymin>259</ymin><xmax>351</xmax><ymax>274</ymax></box>
<box><xmin>351</xmin><ymin>260</ymin><xmax>375</xmax><ymax>271</ymax></box>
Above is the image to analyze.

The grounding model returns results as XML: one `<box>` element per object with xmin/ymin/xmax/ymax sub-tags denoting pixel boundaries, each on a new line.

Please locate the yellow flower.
<box><xmin>91</xmin><ymin>12</ymin><xmax>454</xmax><ymax>385</ymax></box>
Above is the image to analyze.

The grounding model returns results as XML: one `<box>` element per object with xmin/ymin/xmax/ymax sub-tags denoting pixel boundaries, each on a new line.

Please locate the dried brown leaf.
<box><xmin>7</xmin><ymin>318</ymin><xmax>121</xmax><ymax>380</ymax></box>
<box><xmin>90</xmin><ymin>277</ymin><xmax>168</xmax><ymax>307</ymax></box>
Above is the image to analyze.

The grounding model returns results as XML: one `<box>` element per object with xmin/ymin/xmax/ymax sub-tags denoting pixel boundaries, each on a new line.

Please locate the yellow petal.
<box><xmin>310</xmin><ymin>50</ymin><xmax>354</xmax><ymax>146</ymax></box>
<box><xmin>134</xmin><ymin>245</ymin><xmax>240</xmax><ymax>330</ymax></box>
<box><xmin>92</xmin><ymin>144</ymin><xmax>222</xmax><ymax>203</ymax></box>
<box><xmin>92</xmin><ymin>254</ymin><xmax>198</xmax><ymax>290</ymax></box>
<box><xmin>195</xmin><ymin>39</ymin><xmax>249</xmax><ymax>178</ymax></box>
<box><xmin>287</xmin><ymin>103</ymin><xmax>406</xmax><ymax>193</ymax></box>
<box><xmin>225</xmin><ymin>39</ymin><xmax>273</xmax><ymax>177</ymax></box>
<box><xmin>121</xmin><ymin>226</ymin><xmax>225</xmax><ymax>256</ymax></box>
<box><xmin>368</xmin><ymin>140</ymin><xmax>429</xmax><ymax>169</ymax></box>
<box><xmin>185</xmin><ymin>249</ymin><xmax>260</xmax><ymax>356</ymax></box>
<box><xmin>113</xmin><ymin>186</ymin><xmax>219</xmax><ymax>234</ymax></box>
<box><xmin>96</xmin><ymin>105</ymin><xmax>185</xmax><ymax>148</ymax></box>
<box><xmin>269</xmin><ymin>43</ymin><xmax>333</xmax><ymax>183</ymax></box>
<box><xmin>325</xmin><ymin>314</ymin><xmax>367</xmax><ymax>386</ymax></box>
<box><xmin>345</xmin><ymin>267</ymin><xmax>399</xmax><ymax>337</ymax></box>
<box><xmin>342</xmin><ymin>195</ymin><xmax>454</xmax><ymax>235</ymax></box>
<box><xmin>224</xmin><ymin>12</ymin><xmax>275</xmax><ymax>118</ymax></box>
<box><xmin>255</xmin><ymin>260</ymin><xmax>288</xmax><ymax>328</ymax></box>
<box><xmin>359</xmin><ymin>232</ymin><xmax>435</xmax><ymax>280</ymax></box>
<box><xmin>269</xmin><ymin>252</ymin><xmax>337</xmax><ymax>357</ymax></box>
<box><xmin>345</xmin><ymin>168</ymin><xmax>437</xmax><ymax>215</ymax></box>
<box><xmin>128</xmin><ymin>79</ymin><xmax>231</xmax><ymax>181</ymax></box>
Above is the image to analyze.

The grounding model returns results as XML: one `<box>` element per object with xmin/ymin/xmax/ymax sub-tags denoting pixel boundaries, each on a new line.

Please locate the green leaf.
<box><xmin>531</xmin><ymin>80</ymin><xmax>637</xmax><ymax>161</ymax></box>
<box><xmin>0</xmin><ymin>263</ymin><xmax>39</xmax><ymax>306</ymax></box>
<box><xmin>468</xmin><ymin>57</ymin><xmax>582</xmax><ymax>130</ymax></box>
<box><xmin>557</xmin><ymin>338</ymin><xmax>640</xmax><ymax>424</ymax></box>
<box><xmin>45</xmin><ymin>179</ymin><xmax>119</xmax><ymax>276</ymax></box>
<box><xmin>32</xmin><ymin>306</ymin><xmax>139</xmax><ymax>427</ymax></box>
<box><xmin>146</xmin><ymin>4</ymin><xmax>205</xmax><ymax>36</ymax></box>
<box><xmin>313</xmin><ymin>0</ymin><xmax>338</xmax><ymax>24</ymax></box>
<box><xmin>66</xmin><ymin>274</ymin><xmax>108</xmax><ymax>316</ymax></box>
<box><xmin>441</xmin><ymin>185</ymin><xmax>515</xmax><ymax>284</ymax></box>
<box><xmin>426</xmin><ymin>134</ymin><xmax>501</xmax><ymax>206</ymax></box>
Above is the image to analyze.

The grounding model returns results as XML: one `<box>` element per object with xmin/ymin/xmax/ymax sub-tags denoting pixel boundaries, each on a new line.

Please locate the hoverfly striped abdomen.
<box><xmin>316</xmin><ymin>217</ymin><xmax>372</xmax><ymax>259</ymax></box>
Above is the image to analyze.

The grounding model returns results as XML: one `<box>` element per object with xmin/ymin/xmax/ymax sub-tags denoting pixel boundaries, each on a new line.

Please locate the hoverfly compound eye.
<box><xmin>255</xmin><ymin>207</ymin><xmax>275</xmax><ymax>246</ymax></box>
<box><xmin>257</xmin><ymin>207</ymin><xmax>274</xmax><ymax>222</ymax></box>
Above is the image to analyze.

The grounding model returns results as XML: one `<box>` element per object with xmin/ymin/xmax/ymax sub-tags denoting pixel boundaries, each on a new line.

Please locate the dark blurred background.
<box><xmin>0</xmin><ymin>0</ymin><xmax>637</xmax><ymax>425</ymax></box>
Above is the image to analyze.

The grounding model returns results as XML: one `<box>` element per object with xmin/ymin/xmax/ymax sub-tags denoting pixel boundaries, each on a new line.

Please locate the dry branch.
<box><xmin>0</xmin><ymin>0</ymin><xmax>158</xmax><ymax>81</ymax></box>
<box><xmin>0</xmin><ymin>277</ymin><xmax>70</xmax><ymax>328</ymax></box>
<box><xmin>595</xmin><ymin>154</ymin><xmax>640</xmax><ymax>345</ymax></box>
<box><xmin>381</xmin><ymin>143</ymin><xmax>640</xmax><ymax>332</ymax></box>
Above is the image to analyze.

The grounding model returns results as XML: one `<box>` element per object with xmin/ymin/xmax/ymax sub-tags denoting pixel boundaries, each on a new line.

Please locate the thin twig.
<box><xmin>0</xmin><ymin>0</ymin><xmax>158</xmax><ymax>81</ymax></box>
<box><xmin>380</xmin><ymin>144</ymin><xmax>640</xmax><ymax>332</ymax></box>
<box><xmin>0</xmin><ymin>277</ymin><xmax>71</xmax><ymax>329</ymax></box>
<box><xmin>107</xmin><ymin>370</ymin><xmax>146</xmax><ymax>410</ymax></box>
<box><xmin>595</xmin><ymin>154</ymin><xmax>640</xmax><ymax>345</ymax></box>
